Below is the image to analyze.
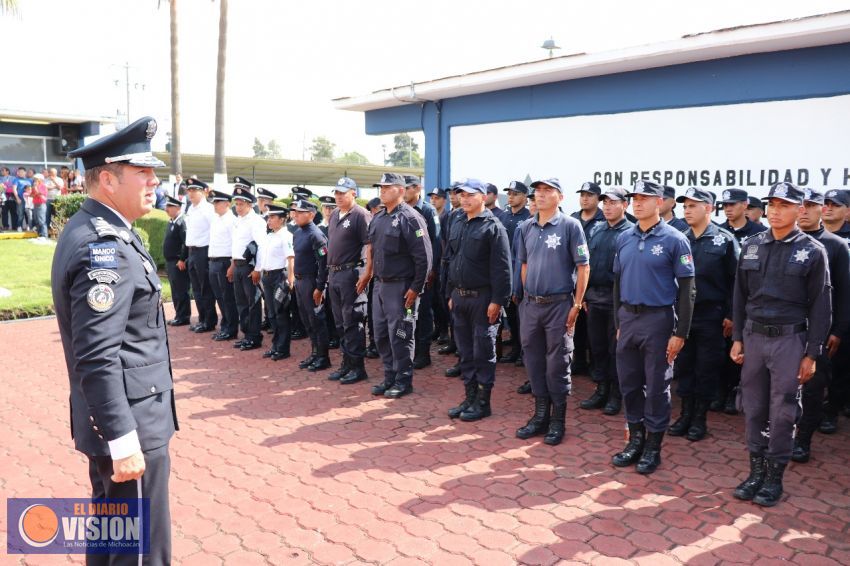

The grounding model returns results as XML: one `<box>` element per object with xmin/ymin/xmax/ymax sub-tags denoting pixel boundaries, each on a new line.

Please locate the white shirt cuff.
<box><xmin>108</xmin><ymin>430</ymin><xmax>141</xmax><ymax>460</ymax></box>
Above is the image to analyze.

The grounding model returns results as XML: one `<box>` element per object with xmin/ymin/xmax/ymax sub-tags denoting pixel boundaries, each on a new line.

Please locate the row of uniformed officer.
<box><xmin>253</xmin><ymin>204</ymin><xmax>295</xmax><ymax>361</ymax></box>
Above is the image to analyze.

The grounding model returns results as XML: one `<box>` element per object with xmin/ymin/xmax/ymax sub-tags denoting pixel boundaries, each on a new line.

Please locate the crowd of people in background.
<box><xmin>0</xmin><ymin>164</ymin><xmax>85</xmax><ymax>236</ymax></box>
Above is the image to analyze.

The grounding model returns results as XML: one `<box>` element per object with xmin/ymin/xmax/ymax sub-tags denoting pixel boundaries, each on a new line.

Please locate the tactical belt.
<box><xmin>262</xmin><ymin>268</ymin><xmax>285</xmax><ymax>276</ymax></box>
<box><xmin>328</xmin><ymin>261</ymin><xmax>363</xmax><ymax>272</ymax></box>
<box><xmin>621</xmin><ymin>303</ymin><xmax>670</xmax><ymax>313</ymax></box>
<box><xmin>527</xmin><ymin>293</ymin><xmax>571</xmax><ymax>304</ymax></box>
<box><xmin>747</xmin><ymin>320</ymin><xmax>807</xmax><ymax>338</ymax></box>
<box><xmin>209</xmin><ymin>257</ymin><xmax>230</xmax><ymax>262</ymax></box>
<box><xmin>187</xmin><ymin>245</ymin><xmax>208</xmax><ymax>251</ymax></box>
<box><xmin>454</xmin><ymin>287</ymin><xmax>489</xmax><ymax>298</ymax></box>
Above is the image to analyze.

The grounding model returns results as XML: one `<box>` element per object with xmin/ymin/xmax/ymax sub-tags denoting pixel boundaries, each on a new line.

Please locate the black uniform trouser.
<box><xmin>329</xmin><ymin>267</ymin><xmax>367</xmax><ymax>359</ymax></box>
<box><xmin>719</xmin><ymin>337</ymin><xmax>742</xmax><ymax>401</ymax></box>
<box><xmin>585</xmin><ymin>300</ymin><xmax>618</xmax><ymax>388</ymax></box>
<box><xmin>504</xmin><ymin>301</ymin><xmax>521</xmax><ymax>352</ymax></box>
<box><xmin>233</xmin><ymin>262</ymin><xmax>262</xmax><ymax>343</ymax></box>
<box><xmin>373</xmin><ymin>279</ymin><xmax>418</xmax><ymax>387</ymax></box>
<box><xmin>433</xmin><ymin>264</ymin><xmax>449</xmax><ymax>336</ymax></box>
<box><xmin>366</xmin><ymin>279</ymin><xmax>376</xmax><ymax>346</ymax></box>
<box><xmin>674</xmin><ymin>304</ymin><xmax>726</xmax><ymax>401</ymax></box>
<box><xmin>573</xmin><ymin>308</ymin><xmax>590</xmax><ymax>370</ymax></box>
<box><xmin>451</xmin><ymin>290</ymin><xmax>498</xmax><ymax>386</ymax></box>
<box><xmin>209</xmin><ymin>258</ymin><xmax>238</xmax><ymax>336</ymax></box>
<box><xmin>800</xmin><ymin>353</ymin><xmax>831</xmax><ymax>435</ymax></box>
<box><xmin>87</xmin><ymin>444</ymin><xmax>171</xmax><ymax>566</ymax></box>
<box><xmin>289</xmin><ymin>292</ymin><xmax>305</xmax><ymax>334</ymax></box>
<box><xmin>261</xmin><ymin>269</ymin><xmax>291</xmax><ymax>354</ymax></box>
<box><xmin>415</xmin><ymin>282</ymin><xmax>434</xmax><ymax>345</ymax></box>
<box><xmin>295</xmin><ymin>275</ymin><xmax>328</xmax><ymax>351</ymax></box>
<box><xmin>520</xmin><ymin>298</ymin><xmax>573</xmax><ymax>403</ymax></box>
<box><xmin>187</xmin><ymin>247</ymin><xmax>217</xmax><ymax>327</ymax></box>
<box><xmin>165</xmin><ymin>259</ymin><xmax>190</xmax><ymax>323</ymax></box>
<box><xmin>825</xmin><ymin>339</ymin><xmax>850</xmax><ymax>417</ymax></box>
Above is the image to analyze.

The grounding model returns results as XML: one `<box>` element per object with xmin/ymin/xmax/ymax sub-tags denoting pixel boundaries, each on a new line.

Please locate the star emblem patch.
<box><xmin>392</xmin><ymin>218</ymin><xmax>399</xmax><ymax>228</ymax></box>
<box><xmin>545</xmin><ymin>234</ymin><xmax>561</xmax><ymax>249</ymax></box>
<box><xmin>793</xmin><ymin>248</ymin><xmax>810</xmax><ymax>263</ymax></box>
<box><xmin>651</xmin><ymin>244</ymin><xmax>664</xmax><ymax>256</ymax></box>
<box><xmin>712</xmin><ymin>235</ymin><xmax>725</xmax><ymax>246</ymax></box>
<box><xmin>342</xmin><ymin>219</ymin><xmax>351</xmax><ymax>229</ymax></box>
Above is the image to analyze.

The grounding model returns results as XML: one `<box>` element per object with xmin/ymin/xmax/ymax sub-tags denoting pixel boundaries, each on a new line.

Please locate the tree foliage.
<box><xmin>337</xmin><ymin>151</ymin><xmax>370</xmax><ymax>165</ymax></box>
<box><xmin>253</xmin><ymin>137</ymin><xmax>282</xmax><ymax>159</ymax></box>
<box><xmin>386</xmin><ymin>133</ymin><xmax>423</xmax><ymax>167</ymax></box>
<box><xmin>310</xmin><ymin>136</ymin><xmax>336</xmax><ymax>162</ymax></box>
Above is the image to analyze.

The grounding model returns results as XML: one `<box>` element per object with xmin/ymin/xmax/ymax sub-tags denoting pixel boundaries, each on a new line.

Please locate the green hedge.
<box><xmin>51</xmin><ymin>193</ymin><xmax>87</xmax><ymax>235</ymax></box>
<box><xmin>133</xmin><ymin>209</ymin><xmax>168</xmax><ymax>269</ymax></box>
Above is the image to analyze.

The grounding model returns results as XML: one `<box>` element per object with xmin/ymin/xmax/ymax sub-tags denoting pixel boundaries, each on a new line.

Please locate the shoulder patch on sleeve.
<box><xmin>88</xmin><ymin>243</ymin><xmax>119</xmax><ymax>269</ymax></box>
<box><xmin>577</xmin><ymin>244</ymin><xmax>589</xmax><ymax>257</ymax></box>
<box><xmin>415</xmin><ymin>228</ymin><xmax>424</xmax><ymax>238</ymax></box>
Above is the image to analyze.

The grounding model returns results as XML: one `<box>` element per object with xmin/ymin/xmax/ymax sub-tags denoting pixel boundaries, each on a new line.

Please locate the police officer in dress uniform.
<box><xmin>291</xmin><ymin>199</ymin><xmax>332</xmax><ymax>372</ymax></box>
<box><xmin>731</xmin><ymin>182</ymin><xmax>831</xmax><ymax>507</ymax></box>
<box><xmin>369</xmin><ymin>173</ymin><xmax>433</xmax><ymax>398</ymax></box>
<box><xmin>820</xmin><ymin>188</ymin><xmax>850</xmax><ymax>433</ymax></box>
<box><xmin>661</xmin><ymin>185</ymin><xmax>689</xmax><ymax>232</ymax></box>
<box><xmin>611</xmin><ymin>180</ymin><xmax>696</xmax><ymax>474</ymax></box>
<box><xmin>441</xmin><ymin>187</ymin><xmax>466</xmax><ymax>375</ymax></box>
<box><xmin>208</xmin><ymin>190</ymin><xmax>239</xmax><ymax>341</ymax></box>
<box><xmin>286</xmin><ymin>186</ymin><xmax>313</xmax><ymax>340</ymax></box>
<box><xmin>229</xmin><ymin>181</ymin><xmax>267</xmax><ymax>351</ymax></box>
<box><xmin>497</xmin><ymin>181</ymin><xmax>531</xmax><ymax>365</ymax></box>
<box><xmin>183</xmin><ymin>178</ymin><xmax>218</xmax><ymax>333</ymax></box>
<box><xmin>163</xmin><ymin>195</ymin><xmax>191</xmax><ymax>326</ymax></box>
<box><xmin>364</xmin><ymin>197</ymin><xmax>384</xmax><ymax>359</ymax></box>
<box><xmin>792</xmin><ymin>188</ymin><xmax>850</xmax><ymax>462</ymax></box>
<box><xmin>53</xmin><ymin>117</ymin><xmax>177</xmax><ymax>565</ymax></box>
<box><xmin>318</xmin><ymin>195</ymin><xmax>341</xmax><ymax>350</ymax></box>
<box><xmin>326</xmin><ymin>177</ymin><xmax>373</xmax><ymax>385</ymax></box>
<box><xmin>579</xmin><ymin>187</ymin><xmax>633</xmax><ymax>415</ymax></box>
<box><xmin>253</xmin><ymin>204</ymin><xmax>295</xmax><ymax>361</ymax></box>
<box><xmin>445</xmin><ymin>179</ymin><xmax>512</xmax><ymax>421</ymax></box>
<box><xmin>668</xmin><ymin>188</ymin><xmax>739</xmax><ymax>441</ymax></box>
<box><xmin>514</xmin><ymin>178</ymin><xmax>589</xmax><ymax>446</ymax></box>
<box><xmin>256</xmin><ymin>186</ymin><xmax>278</xmax><ymax>333</ymax></box>
<box><xmin>404</xmin><ymin>175</ymin><xmax>439</xmax><ymax>370</ymax></box>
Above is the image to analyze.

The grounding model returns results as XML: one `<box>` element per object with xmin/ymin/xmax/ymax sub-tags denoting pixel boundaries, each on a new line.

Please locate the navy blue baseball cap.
<box><xmin>429</xmin><ymin>187</ymin><xmax>447</xmax><ymax>198</ymax></box>
<box><xmin>676</xmin><ymin>187</ymin><xmax>714</xmax><ymax>205</ymax></box>
<box><xmin>628</xmin><ymin>180</ymin><xmax>664</xmax><ymax>197</ymax></box>
<box><xmin>484</xmin><ymin>183</ymin><xmax>498</xmax><ymax>195</ymax></box>
<box><xmin>662</xmin><ymin>185</ymin><xmax>676</xmax><ymax>200</ymax></box>
<box><xmin>747</xmin><ymin>195</ymin><xmax>765</xmax><ymax>210</ymax></box>
<box><xmin>185</xmin><ymin>178</ymin><xmax>208</xmax><ymax>191</ymax></box>
<box><xmin>233</xmin><ymin>176</ymin><xmax>254</xmax><ymax>190</ymax></box>
<box><xmin>577</xmin><ymin>181</ymin><xmax>601</xmax><ymax>196</ymax></box>
<box><xmin>454</xmin><ymin>178</ymin><xmax>487</xmax><ymax>194</ymax></box>
<box><xmin>824</xmin><ymin>189</ymin><xmax>850</xmax><ymax>207</ymax></box>
<box><xmin>374</xmin><ymin>172</ymin><xmax>406</xmax><ymax>187</ymax></box>
<box><xmin>232</xmin><ymin>186</ymin><xmax>256</xmax><ymax>203</ymax></box>
<box><xmin>601</xmin><ymin>187</ymin><xmax>629</xmax><ymax>201</ymax></box>
<box><xmin>404</xmin><ymin>175</ymin><xmax>421</xmax><ymax>187</ymax></box>
<box><xmin>717</xmin><ymin>188</ymin><xmax>749</xmax><ymax>204</ymax></box>
<box><xmin>68</xmin><ymin>116</ymin><xmax>166</xmax><ymax>170</ymax></box>
<box><xmin>334</xmin><ymin>176</ymin><xmax>358</xmax><ymax>193</ymax></box>
<box><xmin>164</xmin><ymin>195</ymin><xmax>182</xmax><ymax>207</ymax></box>
<box><xmin>530</xmin><ymin>178</ymin><xmax>562</xmax><ymax>193</ymax></box>
<box><xmin>366</xmin><ymin>197</ymin><xmax>382</xmax><ymax>210</ymax></box>
<box><xmin>803</xmin><ymin>188</ymin><xmax>824</xmax><ymax>205</ymax></box>
<box><xmin>210</xmin><ymin>190</ymin><xmax>232</xmax><ymax>202</ymax></box>
<box><xmin>503</xmin><ymin>181</ymin><xmax>529</xmax><ymax>194</ymax></box>
<box><xmin>763</xmin><ymin>182</ymin><xmax>804</xmax><ymax>204</ymax></box>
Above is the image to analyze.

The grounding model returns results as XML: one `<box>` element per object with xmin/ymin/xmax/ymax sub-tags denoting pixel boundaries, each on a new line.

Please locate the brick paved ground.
<box><xmin>2</xmin><ymin>306</ymin><xmax>849</xmax><ymax>565</ymax></box>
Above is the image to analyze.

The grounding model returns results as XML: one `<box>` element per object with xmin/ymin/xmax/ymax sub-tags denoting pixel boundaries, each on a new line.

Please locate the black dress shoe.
<box><xmin>291</xmin><ymin>329</ymin><xmax>306</xmax><ymax>340</ymax></box>
<box><xmin>233</xmin><ymin>339</ymin><xmax>247</xmax><ymax>348</ymax></box>
<box><xmin>271</xmin><ymin>351</ymin><xmax>291</xmax><ymax>361</ymax></box>
<box><xmin>498</xmin><ymin>352</ymin><xmax>519</xmax><ymax>364</ymax></box>
<box><xmin>385</xmin><ymin>383</ymin><xmax>413</xmax><ymax>398</ymax></box>
<box><xmin>263</xmin><ymin>349</ymin><xmax>276</xmax><ymax>358</ymax></box>
<box><xmin>436</xmin><ymin>333</ymin><xmax>449</xmax><ymax>345</ymax></box>
<box><xmin>371</xmin><ymin>381</ymin><xmax>392</xmax><ymax>396</ymax></box>
<box><xmin>213</xmin><ymin>332</ymin><xmax>236</xmax><ymax>341</ymax></box>
<box><xmin>190</xmin><ymin>323</ymin><xmax>202</xmax><ymax>332</ymax></box>
<box><xmin>365</xmin><ymin>345</ymin><xmax>379</xmax><ymax>359</ymax></box>
<box><xmin>240</xmin><ymin>341</ymin><xmax>262</xmax><ymax>351</ymax></box>
<box><xmin>445</xmin><ymin>364</ymin><xmax>461</xmax><ymax>378</ymax></box>
<box><xmin>328</xmin><ymin>338</ymin><xmax>340</xmax><ymax>349</ymax></box>
<box><xmin>193</xmin><ymin>324</ymin><xmax>214</xmax><ymax>333</ymax></box>
<box><xmin>307</xmin><ymin>356</ymin><xmax>331</xmax><ymax>372</ymax></box>
<box><xmin>516</xmin><ymin>381</ymin><xmax>532</xmax><ymax>394</ymax></box>
<box><xmin>438</xmin><ymin>343</ymin><xmax>456</xmax><ymax>355</ymax></box>
<box><xmin>819</xmin><ymin>416</ymin><xmax>838</xmax><ymax>434</ymax></box>
<box><xmin>168</xmin><ymin>319</ymin><xmax>190</xmax><ymax>326</ymax></box>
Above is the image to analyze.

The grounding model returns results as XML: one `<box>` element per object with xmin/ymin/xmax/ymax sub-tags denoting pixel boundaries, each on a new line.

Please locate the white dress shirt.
<box><xmin>209</xmin><ymin>210</ymin><xmax>235</xmax><ymax>258</ymax></box>
<box><xmin>231</xmin><ymin>210</ymin><xmax>268</xmax><ymax>259</ymax></box>
<box><xmin>255</xmin><ymin>227</ymin><xmax>295</xmax><ymax>272</ymax></box>
<box><xmin>184</xmin><ymin>199</ymin><xmax>214</xmax><ymax>247</ymax></box>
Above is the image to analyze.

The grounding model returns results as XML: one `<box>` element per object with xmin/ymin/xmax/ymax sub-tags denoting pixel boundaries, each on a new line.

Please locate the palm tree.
<box><xmin>168</xmin><ymin>0</ymin><xmax>182</xmax><ymax>178</ymax></box>
<box><xmin>213</xmin><ymin>0</ymin><xmax>228</xmax><ymax>189</ymax></box>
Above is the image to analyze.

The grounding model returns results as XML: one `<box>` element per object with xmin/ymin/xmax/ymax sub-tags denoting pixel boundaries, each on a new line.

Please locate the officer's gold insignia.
<box><xmin>87</xmin><ymin>284</ymin><xmax>115</xmax><ymax>312</ymax></box>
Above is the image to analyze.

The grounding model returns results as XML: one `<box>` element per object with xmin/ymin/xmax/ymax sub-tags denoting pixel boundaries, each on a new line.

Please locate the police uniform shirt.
<box><xmin>231</xmin><ymin>210</ymin><xmax>267</xmax><ymax>259</ymax></box>
<box><xmin>327</xmin><ymin>204</ymin><xmax>371</xmax><ymax>266</ymax></box>
<box><xmin>720</xmin><ymin>218</ymin><xmax>768</xmax><ymax>243</ymax></box>
<box><xmin>587</xmin><ymin>217</ymin><xmax>633</xmax><ymax>292</ymax></box>
<box><xmin>834</xmin><ymin>221</ymin><xmax>850</xmax><ymax>243</ymax></box>
<box><xmin>184</xmin><ymin>198</ymin><xmax>215</xmax><ymax>247</ymax></box>
<box><xmin>489</xmin><ymin>205</ymin><xmax>504</xmax><ymax>219</ymax></box>
<box><xmin>803</xmin><ymin>225</ymin><xmax>850</xmax><ymax>338</ymax></box>
<box><xmin>445</xmin><ymin>208</ymin><xmax>512</xmax><ymax>304</ymax></box>
<box><xmin>684</xmin><ymin>223</ymin><xmax>739</xmax><ymax>314</ymax></box>
<box><xmin>571</xmin><ymin>208</ymin><xmax>605</xmax><ymax>237</ymax></box>
<box><xmin>413</xmin><ymin>200</ymin><xmax>440</xmax><ymax>260</ymax></box>
<box><xmin>208</xmin><ymin>210</ymin><xmax>235</xmax><ymax>258</ymax></box>
<box><xmin>499</xmin><ymin>206</ymin><xmax>531</xmax><ymax>250</ymax></box>
<box><xmin>293</xmin><ymin>222</ymin><xmax>329</xmax><ymax>291</ymax></box>
<box><xmin>255</xmin><ymin>228</ymin><xmax>295</xmax><ymax>272</ymax></box>
<box><xmin>614</xmin><ymin>220</ymin><xmax>695</xmax><ymax>306</ymax></box>
<box><xmin>517</xmin><ymin>212</ymin><xmax>588</xmax><ymax>297</ymax></box>
<box><xmin>163</xmin><ymin>213</ymin><xmax>188</xmax><ymax>261</ymax></box>
<box><xmin>666</xmin><ymin>215</ymin><xmax>690</xmax><ymax>233</ymax></box>
<box><xmin>368</xmin><ymin>202</ymin><xmax>433</xmax><ymax>293</ymax></box>
<box><xmin>732</xmin><ymin>228</ymin><xmax>831</xmax><ymax>358</ymax></box>
<box><xmin>52</xmin><ymin>199</ymin><xmax>177</xmax><ymax>458</ymax></box>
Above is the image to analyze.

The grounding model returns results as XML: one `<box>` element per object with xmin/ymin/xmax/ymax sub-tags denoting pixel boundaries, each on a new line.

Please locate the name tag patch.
<box><xmin>89</xmin><ymin>243</ymin><xmax>118</xmax><ymax>269</ymax></box>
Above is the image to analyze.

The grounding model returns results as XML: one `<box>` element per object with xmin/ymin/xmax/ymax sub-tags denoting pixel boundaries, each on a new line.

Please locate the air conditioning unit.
<box><xmin>57</xmin><ymin>124</ymin><xmax>80</xmax><ymax>155</ymax></box>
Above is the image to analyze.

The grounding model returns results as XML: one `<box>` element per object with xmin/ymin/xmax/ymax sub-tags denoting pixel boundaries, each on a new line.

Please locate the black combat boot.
<box><xmin>602</xmin><ymin>381</ymin><xmax>622</xmax><ymax>415</ymax></box>
<box><xmin>579</xmin><ymin>382</ymin><xmax>609</xmax><ymax>410</ymax></box>
<box><xmin>753</xmin><ymin>459</ymin><xmax>787</xmax><ymax>507</ymax></box>
<box><xmin>612</xmin><ymin>422</ymin><xmax>645</xmax><ymax>467</ymax></box>
<box><xmin>308</xmin><ymin>344</ymin><xmax>331</xmax><ymax>372</ymax></box>
<box><xmin>448</xmin><ymin>381</ymin><xmax>477</xmax><ymax>419</ymax></box>
<box><xmin>340</xmin><ymin>357</ymin><xmax>368</xmax><ymax>385</ymax></box>
<box><xmin>636</xmin><ymin>431</ymin><xmax>664</xmax><ymax>474</ymax></box>
<box><xmin>543</xmin><ymin>401</ymin><xmax>566</xmax><ymax>445</ymax></box>
<box><xmin>371</xmin><ymin>372</ymin><xmax>395</xmax><ymax>396</ymax></box>
<box><xmin>328</xmin><ymin>354</ymin><xmax>351</xmax><ymax>381</ymax></box>
<box><xmin>460</xmin><ymin>384</ymin><xmax>493</xmax><ymax>422</ymax></box>
<box><xmin>687</xmin><ymin>399</ymin><xmax>710</xmax><ymax>441</ymax></box>
<box><xmin>516</xmin><ymin>381</ymin><xmax>532</xmax><ymax>394</ymax></box>
<box><xmin>791</xmin><ymin>428</ymin><xmax>814</xmax><ymax>463</ymax></box>
<box><xmin>516</xmin><ymin>396</ymin><xmax>551</xmax><ymax>439</ymax></box>
<box><xmin>819</xmin><ymin>410</ymin><xmax>838</xmax><ymax>434</ymax></box>
<box><xmin>668</xmin><ymin>396</ymin><xmax>694</xmax><ymax>436</ymax></box>
<box><xmin>733</xmin><ymin>453</ymin><xmax>766</xmax><ymax>501</ymax></box>
<box><xmin>413</xmin><ymin>340</ymin><xmax>432</xmax><ymax>369</ymax></box>
<box><xmin>445</xmin><ymin>362</ymin><xmax>461</xmax><ymax>378</ymax></box>
<box><xmin>298</xmin><ymin>345</ymin><xmax>317</xmax><ymax>369</ymax></box>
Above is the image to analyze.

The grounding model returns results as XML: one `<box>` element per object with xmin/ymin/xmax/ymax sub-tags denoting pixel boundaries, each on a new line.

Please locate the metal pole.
<box><xmin>125</xmin><ymin>62</ymin><xmax>131</xmax><ymax>122</ymax></box>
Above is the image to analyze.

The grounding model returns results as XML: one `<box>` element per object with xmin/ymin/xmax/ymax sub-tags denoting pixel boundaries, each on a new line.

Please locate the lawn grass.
<box><xmin>0</xmin><ymin>239</ymin><xmax>172</xmax><ymax>320</ymax></box>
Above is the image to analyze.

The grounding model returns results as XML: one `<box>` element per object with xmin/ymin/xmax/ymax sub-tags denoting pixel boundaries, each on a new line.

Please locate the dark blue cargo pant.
<box><xmin>295</xmin><ymin>275</ymin><xmax>329</xmax><ymax>351</ymax></box>
<box><xmin>233</xmin><ymin>262</ymin><xmax>262</xmax><ymax>343</ymax></box>
<box><xmin>451</xmin><ymin>289</ymin><xmax>498</xmax><ymax>386</ymax></box>
<box><xmin>329</xmin><ymin>267</ymin><xmax>367</xmax><ymax>359</ymax></box>
<box><xmin>519</xmin><ymin>298</ymin><xmax>573</xmax><ymax>404</ymax></box>
<box><xmin>262</xmin><ymin>269</ymin><xmax>291</xmax><ymax>354</ymax></box>
<box><xmin>674</xmin><ymin>303</ymin><xmax>726</xmax><ymax>401</ymax></box>
<box><xmin>209</xmin><ymin>258</ymin><xmax>238</xmax><ymax>336</ymax></box>
<box><xmin>373</xmin><ymin>279</ymin><xmax>418</xmax><ymax>388</ymax></box>
<box><xmin>165</xmin><ymin>259</ymin><xmax>190</xmax><ymax>323</ymax></box>
<box><xmin>585</xmin><ymin>297</ymin><xmax>618</xmax><ymax>388</ymax></box>
<box><xmin>616</xmin><ymin>306</ymin><xmax>674</xmax><ymax>433</ymax></box>
<box><xmin>187</xmin><ymin>246</ymin><xmax>217</xmax><ymax>327</ymax></box>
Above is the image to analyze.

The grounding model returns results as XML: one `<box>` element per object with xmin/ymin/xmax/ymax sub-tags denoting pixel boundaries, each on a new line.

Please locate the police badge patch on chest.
<box><xmin>792</xmin><ymin>248</ymin><xmax>811</xmax><ymax>264</ymax></box>
<box><xmin>743</xmin><ymin>245</ymin><xmax>759</xmax><ymax>260</ymax></box>
<box><xmin>712</xmin><ymin>235</ymin><xmax>725</xmax><ymax>247</ymax></box>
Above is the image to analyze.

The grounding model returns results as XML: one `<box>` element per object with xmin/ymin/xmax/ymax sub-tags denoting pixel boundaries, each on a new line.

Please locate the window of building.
<box><xmin>0</xmin><ymin>134</ymin><xmax>73</xmax><ymax>170</ymax></box>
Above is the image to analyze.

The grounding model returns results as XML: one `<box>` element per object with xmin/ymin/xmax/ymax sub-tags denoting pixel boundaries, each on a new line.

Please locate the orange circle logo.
<box><xmin>19</xmin><ymin>504</ymin><xmax>59</xmax><ymax>547</ymax></box>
